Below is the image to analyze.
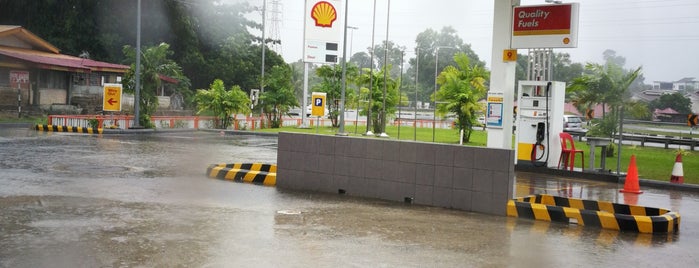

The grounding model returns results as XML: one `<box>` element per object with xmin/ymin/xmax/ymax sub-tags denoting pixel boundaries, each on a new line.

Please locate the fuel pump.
<box><xmin>514</xmin><ymin>81</ymin><xmax>565</xmax><ymax>168</ymax></box>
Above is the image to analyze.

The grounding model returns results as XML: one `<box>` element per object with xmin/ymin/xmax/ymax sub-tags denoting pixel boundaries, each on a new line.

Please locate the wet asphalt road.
<box><xmin>1</xmin><ymin>126</ymin><xmax>698</xmax><ymax>267</ymax></box>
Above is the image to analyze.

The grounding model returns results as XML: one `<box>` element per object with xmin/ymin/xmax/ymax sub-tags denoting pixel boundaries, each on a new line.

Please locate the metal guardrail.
<box><xmin>617</xmin><ymin>133</ymin><xmax>698</xmax><ymax>150</ymax></box>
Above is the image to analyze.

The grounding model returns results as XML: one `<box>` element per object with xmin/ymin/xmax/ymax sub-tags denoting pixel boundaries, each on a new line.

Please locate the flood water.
<box><xmin>1</xmin><ymin>126</ymin><xmax>697</xmax><ymax>267</ymax></box>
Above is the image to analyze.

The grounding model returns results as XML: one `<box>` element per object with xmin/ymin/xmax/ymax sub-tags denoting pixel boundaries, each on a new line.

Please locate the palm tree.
<box><xmin>435</xmin><ymin>53</ymin><xmax>489</xmax><ymax>142</ymax></box>
<box><xmin>123</xmin><ymin>43</ymin><xmax>187</xmax><ymax>128</ymax></box>
<box><xmin>567</xmin><ymin>62</ymin><xmax>641</xmax><ymax>155</ymax></box>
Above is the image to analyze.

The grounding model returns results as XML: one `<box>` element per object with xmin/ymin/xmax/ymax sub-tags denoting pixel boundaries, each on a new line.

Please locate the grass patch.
<box><xmin>0</xmin><ymin>114</ymin><xmax>47</xmax><ymax>124</ymax></box>
<box><xmin>255</xmin><ymin>125</ymin><xmax>696</xmax><ymax>184</ymax></box>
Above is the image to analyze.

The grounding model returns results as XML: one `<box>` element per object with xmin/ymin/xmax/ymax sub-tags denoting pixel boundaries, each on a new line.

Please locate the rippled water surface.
<box><xmin>1</xmin><ymin>127</ymin><xmax>697</xmax><ymax>267</ymax></box>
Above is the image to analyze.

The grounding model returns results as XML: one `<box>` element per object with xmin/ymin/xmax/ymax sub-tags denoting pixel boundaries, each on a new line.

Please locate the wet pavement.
<box><xmin>1</xmin><ymin>126</ymin><xmax>698</xmax><ymax>267</ymax></box>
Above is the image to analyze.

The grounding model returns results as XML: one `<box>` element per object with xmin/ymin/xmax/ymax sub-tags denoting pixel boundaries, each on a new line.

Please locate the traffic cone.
<box><xmin>670</xmin><ymin>154</ymin><xmax>684</xmax><ymax>184</ymax></box>
<box><xmin>620</xmin><ymin>155</ymin><xmax>643</xmax><ymax>194</ymax></box>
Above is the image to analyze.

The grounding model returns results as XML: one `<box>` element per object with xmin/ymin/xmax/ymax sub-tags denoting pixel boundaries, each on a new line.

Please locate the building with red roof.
<box><xmin>0</xmin><ymin>25</ymin><xmax>129</xmax><ymax>112</ymax></box>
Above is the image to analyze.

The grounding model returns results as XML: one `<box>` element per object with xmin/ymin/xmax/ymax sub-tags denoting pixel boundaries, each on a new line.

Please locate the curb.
<box><xmin>206</xmin><ymin>163</ymin><xmax>277</xmax><ymax>186</ymax></box>
<box><xmin>200</xmin><ymin>128</ymin><xmax>280</xmax><ymax>137</ymax></box>
<box><xmin>35</xmin><ymin>124</ymin><xmax>102</xmax><ymax>134</ymax></box>
<box><xmin>33</xmin><ymin>124</ymin><xmax>198</xmax><ymax>135</ymax></box>
<box><xmin>516</xmin><ymin>163</ymin><xmax>699</xmax><ymax>193</ymax></box>
<box><xmin>507</xmin><ymin>194</ymin><xmax>680</xmax><ymax>234</ymax></box>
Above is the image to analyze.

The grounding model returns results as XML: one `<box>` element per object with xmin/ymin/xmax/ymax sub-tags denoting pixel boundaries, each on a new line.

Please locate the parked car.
<box><xmin>563</xmin><ymin>115</ymin><xmax>586</xmax><ymax>132</ymax></box>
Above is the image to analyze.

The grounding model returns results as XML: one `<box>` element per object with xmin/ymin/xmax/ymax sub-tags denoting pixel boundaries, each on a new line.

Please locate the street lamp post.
<box><xmin>379</xmin><ymin>0</ymin><xmax>391</xmax><ymax>138</ymax></box>
<box><xmin>260</xmin><ymin>0</ymin><xmax>267</xmax><ymax>121</ymax></box>
<box><xmin>433</xmin><ymin>46</ymin><xmax>454</xmax><ymax>142</ymax></box>
<box><xmin>346</xmin><ymin>25</ymin><xmax>359</xmax><ymax>133</ymax></box>
<box><xmin>397</xmin><ymin>49</ymin><xmax>404</xmax><ymax>139</ymax></box>
<box><xmin>337</xmin><ymin>0</ymin><xmax>350</xmax><ymax>135</ymax></box>
<box><xmin>365</xmin><ymin>0</ymin><xmax>377</xmax><ymax>136</ymax></box>
<box><xmin>132</xmin><ymin>0</ymin><xmax>142</xmax><ymax>129</ymax></box>
<box><xmin>414</xmin><ymin>47</ymin><xmax>420</xmax><ymax>141</ymax></box>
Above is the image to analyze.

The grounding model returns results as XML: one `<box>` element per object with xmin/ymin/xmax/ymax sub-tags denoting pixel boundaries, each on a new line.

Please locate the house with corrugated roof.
<box><xmin>0</xmin><ymin>25</ymin><xmax>129</xmax><ymax>113</ymax></box>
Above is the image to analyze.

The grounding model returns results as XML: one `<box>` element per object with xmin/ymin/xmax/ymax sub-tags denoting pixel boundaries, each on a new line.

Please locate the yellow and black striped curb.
<box><xmin>206</xmin><ymin>163</ymin><xmax>276</xmax><ymax>186</ymax></box>
<box><xmin>35</xmin><ymin>124</ymin><xmax>103</xmax><ymax>134</ymax></box>
<box><xmin>507</xmin><ymin>194</ymin><xmax>680</xmax><ymax>234</ymax></box>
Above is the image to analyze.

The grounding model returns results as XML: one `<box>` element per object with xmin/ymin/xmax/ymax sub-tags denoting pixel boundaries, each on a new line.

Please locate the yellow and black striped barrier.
<box><xmin>35</xmin><ymin>124</ymin><xmax>103</xmax><ymax>134</ymax></box>
<box><xmin>206</xmin><ymin>163</ymin><xmax>276</xmax><ymax>186</ymax></box>
<box><xmin>507</xmin><ymin>194</ymin><xmax>680</xmax><ymax>234</ymax></box>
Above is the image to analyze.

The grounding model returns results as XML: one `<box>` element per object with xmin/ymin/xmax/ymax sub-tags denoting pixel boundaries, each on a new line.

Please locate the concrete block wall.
<box><xmin>277</xmin><ymin>132</ymin><xmax>515</xmax><ymax>216</ymax></box>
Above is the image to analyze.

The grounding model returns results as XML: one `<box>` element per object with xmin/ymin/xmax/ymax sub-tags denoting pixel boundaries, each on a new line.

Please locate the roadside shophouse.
<box><xmin>0</xmin><ymin>25</ymin><xmax>129</xmax><ymax>114</ymax></box>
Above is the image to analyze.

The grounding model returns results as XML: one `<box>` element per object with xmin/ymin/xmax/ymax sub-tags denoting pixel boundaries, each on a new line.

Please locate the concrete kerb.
<box><xmin>507</xmin><ymin>194</ymin><xmax>680</xmax><ymax>234</ymax></box>
<box><xmin>516</xmin><ymin>163</ymin><xmax>699</xmax><ymax>193</ymax></box>
<box><xmin>206</xmin><ymin>163</ymin><xmax>277</xmax><ymax>186</ymax></box>
<box><xmin>33</xmin><ymin>124</ymin><xmax>197</xmax><ymax>135</ymax></box>
<box><xmin>199</xmin><ymin>128</ymin><xmax>280</xmax><ymax>137</ymax></box>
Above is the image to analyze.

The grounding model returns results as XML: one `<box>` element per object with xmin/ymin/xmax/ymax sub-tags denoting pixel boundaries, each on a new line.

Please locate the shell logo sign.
<box><xmin>311</xmin><ymin>1</ymin><xmax>337</xmax><ymax>28</ymax></box>
<box><xmin>304</xmin><ymin>0</ymin><xmax>343</xmax><ymax>64</ymax></box>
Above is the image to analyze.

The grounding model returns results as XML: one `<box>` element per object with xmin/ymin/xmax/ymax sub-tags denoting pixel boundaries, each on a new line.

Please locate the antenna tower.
<box><xmin>268</xmin><ymin>0</ymin><xmax>282</xmax><ymax>54</ymax></box>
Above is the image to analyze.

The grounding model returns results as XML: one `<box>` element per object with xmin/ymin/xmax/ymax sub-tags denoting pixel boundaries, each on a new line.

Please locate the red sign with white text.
<box><xmin>511</xmin><ymin>3</ymin><xmax>579</xmax><ymax>48</ymax></box>
<box><xmin>513</xmin><ymin>4</ymin><xmax>571</xmax><ymax>36</ymax></box>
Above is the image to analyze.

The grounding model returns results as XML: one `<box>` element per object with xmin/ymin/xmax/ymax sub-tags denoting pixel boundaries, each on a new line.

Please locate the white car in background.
<box><xmin>563</xmin><ymin>115</ymin><xmax>586</xmax><ymax>133</ymax></box>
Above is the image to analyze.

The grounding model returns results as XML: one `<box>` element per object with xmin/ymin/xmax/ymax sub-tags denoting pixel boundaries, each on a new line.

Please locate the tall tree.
<box><xmin>404</xmin><ymin>27</ymin><xmax>485</xmax><ymax>105</ymax></box>
<box><xmin>260</xmin><ymin>65</ymin><xmax>299</xmax><ymax>128</ymax></box>
<box><xmin>313</xmin><ymin>63</ymin><xmax>359</xmax><ymax>127</ymax></box>
<box><xmin>350</xmin><ymin>51</ymin><xmax>373</xmax><ymax>70</ymax></box>
<box><xmin>372</xmin><ymin>40</ymin><xmax>405</xmax><ymax>78</ymax></box>
<box><xmin>648</xmin><ymin>92</ymin><xmax>692</xmax><ymax>114</ymax></box>
<box><xmin>357</xmin><ymin>66</ymin><xmax>400</xmax><ymax>134</ymax></box>
<box><xmin>435</xmin><ymin>53</ymin><xmax>489</xmax><ymax>142</ymax></box>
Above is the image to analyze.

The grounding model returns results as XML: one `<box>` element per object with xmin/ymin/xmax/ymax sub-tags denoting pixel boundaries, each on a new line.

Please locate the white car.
<box><xmin>563</xmin><ymin>115</ymin><xmax>585</xmax><ymax>132</ymax></box>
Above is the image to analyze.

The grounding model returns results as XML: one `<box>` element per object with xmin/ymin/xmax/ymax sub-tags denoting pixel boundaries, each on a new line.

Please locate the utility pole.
<box><xmin>132</xmin><ymin>0</ymin><xmax>142</xmax><ymax>129</ymax></box>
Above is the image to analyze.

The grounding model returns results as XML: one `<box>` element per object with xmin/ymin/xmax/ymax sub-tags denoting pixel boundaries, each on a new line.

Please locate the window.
<box><xmin>0</xmin><ymin>68</ymin><xmax>9</xmax><ymax>86</ymax></box>
<box><xmin>38</xmin><ymin>70</ymin><xmax>68</xmax><ymax>89</ymax></box>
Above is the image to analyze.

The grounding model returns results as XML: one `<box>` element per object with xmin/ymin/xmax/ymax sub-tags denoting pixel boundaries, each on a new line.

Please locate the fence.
<box><xmin>47</xmin><ymin>115</ymin><xmax>457</xmax><ymax>131</ymax></box>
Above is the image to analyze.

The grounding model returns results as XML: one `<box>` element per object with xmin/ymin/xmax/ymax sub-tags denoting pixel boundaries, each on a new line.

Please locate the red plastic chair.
<box><xmin>558</xmin><ymin>132</ymin><xmax>584</xmax><ymax>171</ymax></box>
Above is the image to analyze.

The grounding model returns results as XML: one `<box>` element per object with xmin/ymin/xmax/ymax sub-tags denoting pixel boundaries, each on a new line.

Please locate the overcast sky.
<box><xmin>252</xmin><ymin>0</ymin><xmax>698</xmax><ymax>83</ymax></box>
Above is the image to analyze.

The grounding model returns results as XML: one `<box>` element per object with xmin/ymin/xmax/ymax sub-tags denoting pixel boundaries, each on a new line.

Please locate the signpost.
<box><xmin>503</xmin><ymin>49</ymin><xmax>517</xmax><ymax>62</ymax></box>
<box><xmin>689</xmin><ymin>114</ymin><xmax>698</xmax><ymax>127</ymax></box>
<box><xmin>102</xmin><ymin>83</ymin><xmax>122</xmax><ymax>112</ymax></box>
<box><xmin>311</xmin><ymin>92</ymin><xmax>326</xmax><ymax>133</ymax></box>
<box><xmin>511</xmin><ymin>3</ymin><xmax>580</xmax><ymax>49</ymax></box>
<box><xmin>486</xmin><ymin>92</ymin><xmax>504</xmax><ymax>128</ymax></box>
<box><xmin>301</xmin><ymin>0</ymin><xmax>344</xmax><ymax>128</ymax></box>
<box><xmin>304</xmin><ymin>0</ymin><xmax>343</xmax><ymax>64</ymax></box>
<box><xmin>586</xmin><ymin>109</ymin><xmax>594</xmax><ymax>120</ymax></box>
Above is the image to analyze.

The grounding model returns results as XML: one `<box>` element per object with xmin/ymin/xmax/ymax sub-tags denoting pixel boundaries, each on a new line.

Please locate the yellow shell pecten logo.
<box><xmin>311</xmin><ymin>1</ymin><xmax>337</xmax><ymax>28</ymax></box>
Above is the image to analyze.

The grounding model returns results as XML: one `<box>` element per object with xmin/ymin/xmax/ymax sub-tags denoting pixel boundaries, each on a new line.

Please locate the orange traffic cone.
<box><xmin>620</xmin><ymin>155</ymin><xmax>643</xmax><ymax>194</ymax></box>
<box><xmin>670</xmin><ymin>154</ymin><xmax>684</xmax><ymax>184</ymax></box>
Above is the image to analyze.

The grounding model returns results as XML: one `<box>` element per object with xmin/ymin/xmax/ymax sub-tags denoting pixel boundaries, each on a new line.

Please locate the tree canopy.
<box><xmin>194</xmin><ymin>79</ymin><xmax>251</xmax><ymax>129</ymax></box>
<box><xmin>436</xmin><ymin>53</ymin><xmax>489</xmax><ymax>142</ymax></box>
<box><xmin>648</xmin><ymin>92</ymin><xmax>692</xmax><ymax>115</ymax></box>
<box><xmin>0</xmin><ymin>0</ymin><xmax>284</xmax><ymax>92</ymax></box>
